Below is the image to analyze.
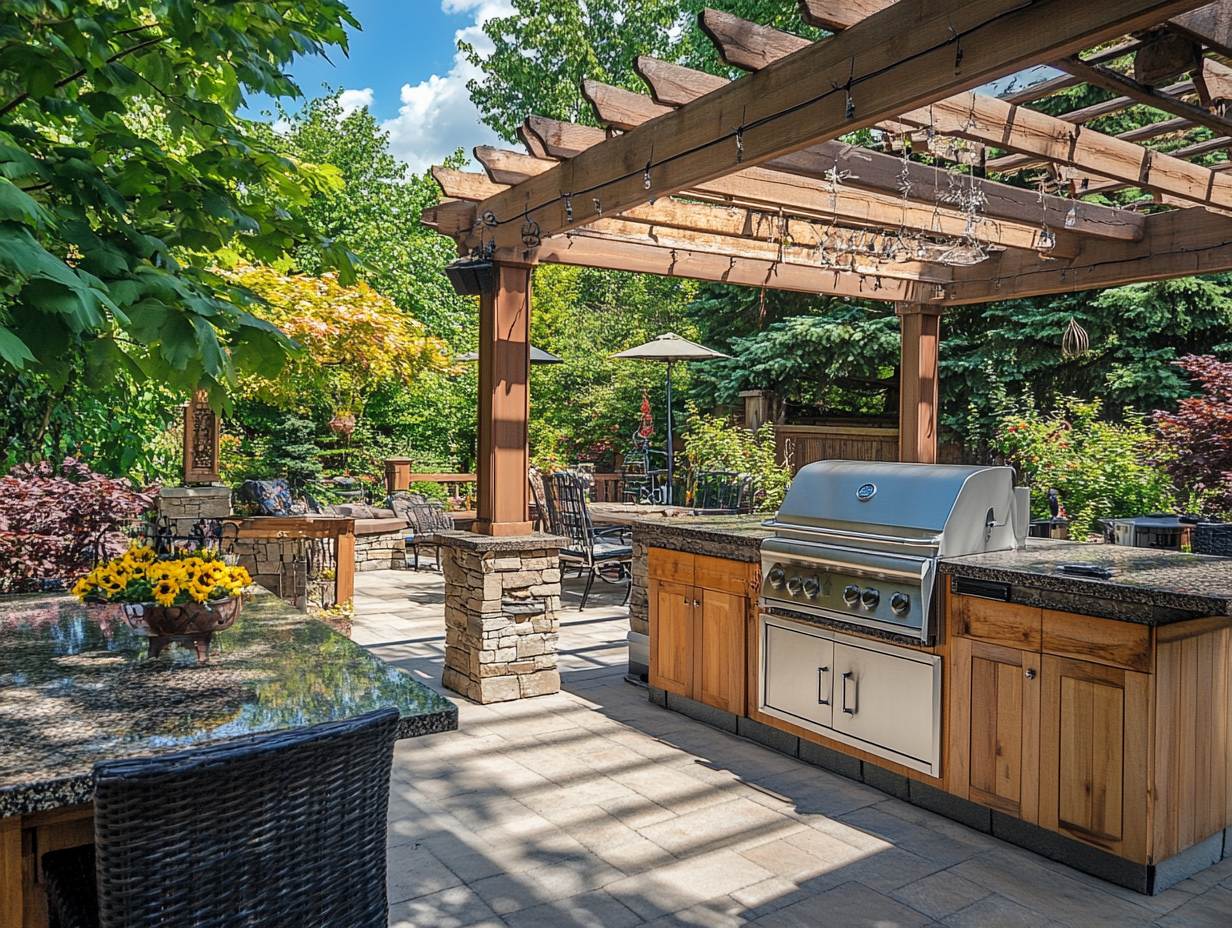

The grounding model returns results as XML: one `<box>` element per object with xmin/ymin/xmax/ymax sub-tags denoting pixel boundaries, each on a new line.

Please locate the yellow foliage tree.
<box><xmin>218</xmin><ymin>264</ymin><xmax>452</xmax><ymax>417</ymax></box>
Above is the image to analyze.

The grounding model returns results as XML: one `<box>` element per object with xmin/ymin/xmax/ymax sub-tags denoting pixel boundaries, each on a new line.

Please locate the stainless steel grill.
<box><xmin>760</xmin><ymin>461</ymin><xmax>1030</xmax><ymax>642</ymax></box>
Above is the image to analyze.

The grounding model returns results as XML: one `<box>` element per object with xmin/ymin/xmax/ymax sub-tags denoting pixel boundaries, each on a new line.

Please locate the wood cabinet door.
<box><xmin>950</xmin><ymin>637</ymin><xmax>1040</xmax><ymax>821</ymax></box>
<box><xmin>1039</xmin><ymin>655</ymin><xmax>1150</xmax><ymax>863</ymax></box>
<box><xmin>696</xmin><ymin>588</ymin><xmax>747</xmax><ymax>715</ymax></box>
<box><xmin>649</xmin><ymin>578</ymin><xmax>695</xmax><ymax>697</ymax></box>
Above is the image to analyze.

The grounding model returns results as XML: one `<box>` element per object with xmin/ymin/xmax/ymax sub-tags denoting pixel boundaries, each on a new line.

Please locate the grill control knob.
<box><xmin>860</xmin><ymin>588</ymin><xmax>880</xmax><ymax>609</ymax></box>
<box><xmin>842</xmin><ymin>585</ymin><xmax>861</xmax><ymax>605</ymax></box>
<box><xmin>890</xmin><ymin>592</ymin><xmax>911</xmax><ymax>616</ymax></box>
<box><xmin>786</xmin><ymin>575</ymin><xmax>804</xmax><ymax>595</ymax></box>
<box><xmin>768</xmin><ymin>566</ymin><xmax>786</xmax><ymax>590</ymax></box>
<box><xmin>802</xmin><ymin>576</ymin><xmax>821</xmax><ymax>599</ymax></box>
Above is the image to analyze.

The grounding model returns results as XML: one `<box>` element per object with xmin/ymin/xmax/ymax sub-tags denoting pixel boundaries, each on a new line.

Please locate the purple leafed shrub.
<box><xmin>0</xmin><ymin>458</ymin><xmax>156</xmax><ymax>593</ymax></box>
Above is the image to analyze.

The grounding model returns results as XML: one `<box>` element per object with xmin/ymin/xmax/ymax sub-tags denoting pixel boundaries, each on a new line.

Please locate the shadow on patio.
<box><xmin>355</xmin><ymin>570</ymin><xmax>1232</xmax><ymax>928</ymax></box>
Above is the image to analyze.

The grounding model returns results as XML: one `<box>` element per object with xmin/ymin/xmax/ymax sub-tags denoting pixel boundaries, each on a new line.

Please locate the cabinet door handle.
<box><xmin>694</xmin><ymin>600</ymin><xmax>700</xmax><ymax>607</ymax></box>
<box><xmin>817</xmin><ymin>666</ymin><xmax>829</xmax><ymax>705</ymax></box>
<box><xmin>841</xmin><ymin>671</ymin><xmax>855</xmax><ymax>715</ymax></box>
<box><xmin>1025</xmin><ymin>668</ymin><xmax>1036</xmax><ymax>679</ymax></box>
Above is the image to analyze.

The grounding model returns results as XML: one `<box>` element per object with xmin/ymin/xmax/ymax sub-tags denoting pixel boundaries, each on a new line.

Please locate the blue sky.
<box><xmin>251</xmin><ymin>0</ymin><xmax>508</xmax><ymax>175</ymax></box>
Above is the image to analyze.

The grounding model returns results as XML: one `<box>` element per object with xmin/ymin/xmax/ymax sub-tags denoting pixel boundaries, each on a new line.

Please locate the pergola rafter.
<box><xmin>423</xmin><ymin>0</ymin><xmax>1230</xmax><ymax>534</ymax></box>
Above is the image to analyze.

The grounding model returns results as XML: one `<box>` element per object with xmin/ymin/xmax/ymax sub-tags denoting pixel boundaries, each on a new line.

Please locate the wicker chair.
<box><xmin>41</xmin><ymin>708</ymin><xmax>400</xmax><ymax>928</ymax></box>
<box><xmin>389</xmin><ymin>494</ymin><xmax>453</xmax><ymax>570</ymax></box>
<box><xmin>543</xmin><ymin>471</ymin><xmax>632</xmax><ymax>610</ymax></box>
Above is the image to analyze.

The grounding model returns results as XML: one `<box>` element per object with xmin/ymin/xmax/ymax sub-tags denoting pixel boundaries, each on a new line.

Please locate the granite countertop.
<box><xmin>0</xmin><ymin>590</ymin><xmax>458</xmax><ymax>819</ymax></box>
<box><xmin>942</xmin><ymin>539</ymin><xmax>1232</xmax><ymax>623</ymax></box>
<box><xmin>631</xmin><ymin>515</ymin><xmax>773</xmax><ymax>560</ymax></box>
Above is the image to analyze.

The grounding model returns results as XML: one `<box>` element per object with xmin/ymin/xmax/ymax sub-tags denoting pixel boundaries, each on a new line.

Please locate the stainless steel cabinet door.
<box><xmin>762</xmin><ymin>619</ymin><xmax>834</xmax><ymax>730</ymax></box>
<box><xmin>831</xmin><ymin>639</ymin><xmax>938</xmax><ymax>766</ymax></box>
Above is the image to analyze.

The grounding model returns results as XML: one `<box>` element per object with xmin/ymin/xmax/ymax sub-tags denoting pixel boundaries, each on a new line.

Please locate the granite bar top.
<box><xmin>0</xmin><ymin>590</ymin><xmax>457</xmax><ymax>819</ymax></box>
<box><xmin>631</xmin><ymin>515</ymin><xmax>772</xmax><ymax>563</ymax></box>
<box><xmin>942</xmin><ymin>539</ymin><xmax>1232</xmax><ymax>624</ymax></box>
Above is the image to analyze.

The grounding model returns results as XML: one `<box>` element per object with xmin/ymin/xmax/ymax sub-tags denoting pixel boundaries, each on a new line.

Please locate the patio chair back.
<box><xmin>544</xmin><ymin>472</ymin><xmax>596</xmax><ymax>565</ymax></box>
<box><xmin>81</xmin><ymin>708</ymin><xmax>401</xmax><ymax>928</ymax></box>
<box><xmin>692</xmin><ymin>470</ymin><xmax>753</xmax><ymax>513</ymax></box>
<box><xmin>528</xmin><ymin>467</ymin><xmax>554</xmax><ymax>534</ymax></box>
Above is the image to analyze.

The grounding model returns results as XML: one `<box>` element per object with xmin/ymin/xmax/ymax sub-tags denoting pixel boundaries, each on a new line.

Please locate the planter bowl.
<box><xmin>119</xmin><ymin>596</ymin><xmax>243</xmax><ymax>661</ymax></box>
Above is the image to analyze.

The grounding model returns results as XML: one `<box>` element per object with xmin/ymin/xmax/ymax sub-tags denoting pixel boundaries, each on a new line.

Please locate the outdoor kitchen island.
<box><xmin>632</xmin><ymin>517</ymin><xmax>1232</xmax><ymax>895</ymax></box>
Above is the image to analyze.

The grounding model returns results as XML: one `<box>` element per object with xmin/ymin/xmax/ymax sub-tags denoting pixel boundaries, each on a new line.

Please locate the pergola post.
<box><xmin>475</xmin><ymin>261</ymin><xmax>534</xmax><ymax>536</ymax></box>
<box><xmin>896</xmin><ymin>303</ymin><xmax>942</xmax><ymax>465</ymax></box>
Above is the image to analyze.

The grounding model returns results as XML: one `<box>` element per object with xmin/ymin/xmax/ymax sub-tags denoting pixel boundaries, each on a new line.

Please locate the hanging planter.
<box><xmin>329</xmin><ymin>411</ymin><xmax>357</xmax><ymax>436</ymax></box>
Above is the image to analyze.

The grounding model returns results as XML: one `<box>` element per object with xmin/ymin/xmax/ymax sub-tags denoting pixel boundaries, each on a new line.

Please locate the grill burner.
<box><xmin>761</xmin><ymin>461</ymin><xmax>1030</xmax><ymax>642</ymax></box>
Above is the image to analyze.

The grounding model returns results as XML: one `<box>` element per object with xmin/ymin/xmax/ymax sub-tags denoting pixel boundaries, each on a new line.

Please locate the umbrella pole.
<box><xmin>665</xmin><ymin>360</ymin><xmax>673</xmax><ymax>506</ymax></box>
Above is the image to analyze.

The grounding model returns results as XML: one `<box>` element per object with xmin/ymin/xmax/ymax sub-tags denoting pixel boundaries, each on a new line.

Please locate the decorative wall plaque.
<box><xmin>183</xmin><ymin>391</ymin><xmax>221</xmax><ymax>484</ymax></box>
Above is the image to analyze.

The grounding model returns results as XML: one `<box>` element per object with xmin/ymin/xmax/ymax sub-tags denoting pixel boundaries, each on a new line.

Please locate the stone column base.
<box><xmin>435</xmin><ymin>531</ymin><xmax>570</xmax><ymax>704</ymax></box>
<box><xmin>156</xmin><ymin>486</ymin><xmax>232</xmax><ymax>538</ymax></box>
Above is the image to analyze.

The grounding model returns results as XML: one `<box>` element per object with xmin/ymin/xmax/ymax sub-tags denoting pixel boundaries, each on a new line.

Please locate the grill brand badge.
<box><xmin>856</xmin><ymin>483</ymin><xmax>877</xmax><ymax>502</ymax></box>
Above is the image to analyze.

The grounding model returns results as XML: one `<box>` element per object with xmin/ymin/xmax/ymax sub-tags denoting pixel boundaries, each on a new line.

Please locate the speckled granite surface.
<box><xmin>0</xmin><ymin>590</ymin><xmax>457</xmax><ymax>819</ymax></box>
<box><xmin>942</xmin><ymin>539</ymin><xmax>1232</xmax><ymax>624</ymax></box>
<box><xmin>631</xmin><ymin>515</ymin><xmax>771</xmax><ymax>563</ymax></box>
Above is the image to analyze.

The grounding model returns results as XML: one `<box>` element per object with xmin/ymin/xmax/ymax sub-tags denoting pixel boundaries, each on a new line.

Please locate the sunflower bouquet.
<box><xmin>72</xmin><ymin>546</ymin><xmax>252</xmax><ymax>607</ymax></box>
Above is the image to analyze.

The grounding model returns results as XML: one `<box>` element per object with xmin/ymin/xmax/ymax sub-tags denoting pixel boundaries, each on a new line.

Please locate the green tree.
<box><xmin>461</xmin><ymin>0</ymin><xmax>822</xmax><ymax>144</ymax></box>
<box><xmin>0</xmin><ymin>0</ymin><xmax>360</xmax><ymax>405</ymax></box>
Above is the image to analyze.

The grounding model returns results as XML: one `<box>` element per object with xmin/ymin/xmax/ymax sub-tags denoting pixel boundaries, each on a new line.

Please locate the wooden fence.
<box><xmin>774</xmin><ymin>425</ymin><xmax>973</xmax><ymax>473</ymax></box>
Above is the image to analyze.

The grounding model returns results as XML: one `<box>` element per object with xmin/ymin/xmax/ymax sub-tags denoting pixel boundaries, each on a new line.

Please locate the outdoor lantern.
<box><xmin>444</xmin><ymin>256</ymin><xmax>496</xmax><ymax>296</ymax></box>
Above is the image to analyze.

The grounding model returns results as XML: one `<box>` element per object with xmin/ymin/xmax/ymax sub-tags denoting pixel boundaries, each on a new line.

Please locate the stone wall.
<box><xmin>156</xmin><ymin>486</ymin><xmax>231</xmax><ymax>537</ymax></box>
<box><xmin>629</xmin><ymin>538</ymin><xmax>650</xmax><ymax>636</ymax></box>
<box><xmin>233</xmin><ymin>539</ymin><xmax>309</xmax><ymax>609</ymax></box>
<box><xmin>355</xmin><ymin>529</ymin><xmax>405</xmax><ymax>572</ymax></box>
<box><xmin>438</xmin><ymin>533</ymin><xmax>568</xmax><ymax>704</ymax></box>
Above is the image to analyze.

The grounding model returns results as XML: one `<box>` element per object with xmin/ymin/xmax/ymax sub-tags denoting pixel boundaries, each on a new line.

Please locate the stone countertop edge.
<box><xmin>941</xmin><ymin>544</ymin><xmax>1232</xmax><ymax>624</ymax></box>
<box><xmin>432</xmin><ymin>531</ymin><xmax>572</xmax><ymax>552</ymax></box>
<box><xmin>631</xmin><ymin>517</ymin><xmax>771</xmax><ymax>562</ymax></box>
<box><xmin>0</xmin><ymin>705</ymin><xmax>459</xmax><ymax>821</ymax></box>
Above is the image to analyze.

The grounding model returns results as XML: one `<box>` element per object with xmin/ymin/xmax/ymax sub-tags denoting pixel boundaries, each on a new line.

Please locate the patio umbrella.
<box><xmin>611</xmin><ymin>333</ymin><xmax>729</xmax><ymax>505</ymax></box>
<box><xmin>456</xmin><ymin>346</ymin><xmax>563</xmax><ymax>364</ymax></box>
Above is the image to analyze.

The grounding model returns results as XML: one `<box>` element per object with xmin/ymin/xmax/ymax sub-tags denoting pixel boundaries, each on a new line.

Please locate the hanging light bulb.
<box><xmin>1037</xmin><ymin>226</ymin><xmax>1057</xmax><ymax>252</ymax></box>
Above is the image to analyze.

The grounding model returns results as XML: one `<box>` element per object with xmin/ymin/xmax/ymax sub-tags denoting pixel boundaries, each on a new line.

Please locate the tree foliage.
<box><xmin>218</xmin><ymin>264</ymin><xmax>450</xmax><ymax>415</ymax></box>
<box><xmin>1153</xmin><ymin>355</ymin><xmax>1232</xmax><ymax>516</ymax></box>
<box><xmin>0</xmin><ymin>0</ymin><xmax>359</xmax><ymax>405</ymax></box>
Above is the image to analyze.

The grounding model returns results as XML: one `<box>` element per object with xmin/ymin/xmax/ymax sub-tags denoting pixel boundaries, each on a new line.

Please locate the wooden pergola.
<box><xmin>423</xmin><ymin>0</ymin><xmax>1232</xmax><ymax>535</ymax></box>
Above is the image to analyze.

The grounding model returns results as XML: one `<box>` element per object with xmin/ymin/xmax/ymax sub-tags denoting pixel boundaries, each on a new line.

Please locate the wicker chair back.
<box><xmin>90</xmin><ymin>708</ymin><xmax>400</xmax><ymax>928</ymax></box>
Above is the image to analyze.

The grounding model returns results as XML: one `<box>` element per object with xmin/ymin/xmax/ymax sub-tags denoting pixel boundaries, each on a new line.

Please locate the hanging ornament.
<box><xmin>1061</xmin><ymin>317</ymin><xmax>1090</xmax><ymax>359</ymax></box>
<box><xmin>329</xmin><ymin>412</ymin><xmax>357</xmax><ymax>436</ymax></box>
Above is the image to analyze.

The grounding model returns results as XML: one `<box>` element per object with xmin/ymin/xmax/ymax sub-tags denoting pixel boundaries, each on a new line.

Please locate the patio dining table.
<box><xmin>0</xmin><ymin>588</ymin><xmax>457</xmax><ymax>925</ymax></box>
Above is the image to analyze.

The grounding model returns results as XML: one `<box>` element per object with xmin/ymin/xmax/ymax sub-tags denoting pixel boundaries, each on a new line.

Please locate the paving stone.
<box><xmin>890</xmin><ymin>868</ymin><xmax>993</xmax><ymax>920</ymax></box>
<box><xmin>501</xmin><ymin>890</ymin><xmax>644</xmax><ymax>928</ymax></box>
<box><xmin>747</xmin><ymin>880</ymin><xmax>936</xmax><ymax>928</ymax></box>
<box><xmin>389</xmin><ymin>884</ymin><xmax>508</xmax><ymax>928</ymax></box>
<box><xmin>387</xmin><ymin>844</ymin><xmax>464</xmax><ymax>903</ymax></box>
<box><xmin>942</xmin><ymin>893</ymin><xmax>1067</xmax><ymax>928</ymax></box>
<box><xmin>637</xmin><ymin>795</ymin><xmax>797</xmax><ymax>856</ymax></box>
<box><xmin>1150</xmin><ymin>885</ymin><xmax>1232</xmax><ymax>928</ymax></box>
<box><xmin>605</xmin><ymin>848</ymin><xmax>777</xmax><ymax>919</ymax></box>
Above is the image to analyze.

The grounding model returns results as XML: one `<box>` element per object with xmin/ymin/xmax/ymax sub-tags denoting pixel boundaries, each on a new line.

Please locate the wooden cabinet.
<box><xmin>949</xmin><ymin>591</ymin><xmax>1154</xmax><ymax>863</ymax></box>
<box><xmin>648</xmin><ymin>548</ymin><xmax>755</xmax><ymax>715</ymax></box>
<box><xmin>950</xmin><ymin>636</ymin><xmax>1041</xmax><ymax>822</ymax></box>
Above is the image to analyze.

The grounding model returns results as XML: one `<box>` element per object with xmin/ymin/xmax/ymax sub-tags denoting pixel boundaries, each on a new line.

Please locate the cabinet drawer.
<box><xmin>952</xmin><ymin>594</ymin><xmax>1042</xmax><ymax>650</ymax></box>
<box><xmin>1041</xmin><ymin>611</ymin><xmax>1152</xmax><ymax>673</ymax></box>
<box><xmin>762</xmin><ymin>618</ymin><xmax>834</xmax><ymax>730</ymax></box>
<box><xmin>694</xmin><ymin>553</ymin><xmax>751</xmax><ymax>597</ymax></box>
<box><xmin>648</xmin><ymin>548</ymin><xmax>694</xmax><ymax>584</ymax></box>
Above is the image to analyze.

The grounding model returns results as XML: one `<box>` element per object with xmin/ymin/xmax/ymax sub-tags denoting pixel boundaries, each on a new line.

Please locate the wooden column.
<box><xmin>475</xmin><ymin>262</ymin><xmax>534</xmax><ymax>535</ymax></box>
<box><xmin>183</xmin><ymin>390</ymin><xmax>221</xmax><ymax>484</ymax></box>
<box><xmin>896</xmin><ymin>303</ymin><xmax>942</xmax><ymax>464</ymax></box>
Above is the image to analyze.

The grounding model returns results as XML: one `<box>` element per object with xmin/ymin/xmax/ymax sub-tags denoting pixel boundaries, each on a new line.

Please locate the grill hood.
<box><xmin>770</xmin><ymin>461</ymin><xmax>1029</xmax><ymax>557</ymax></box>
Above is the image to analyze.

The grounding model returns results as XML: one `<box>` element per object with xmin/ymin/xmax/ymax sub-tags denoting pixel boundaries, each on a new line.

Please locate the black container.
<box><xmin>444</xmin><ymin>257</ymin><xmax>496</xmax><ymax>296</ymax></box>
<box><xmin>1193</xmin><ymin>523</ymin><xmax>1232</xmax><ymax>557</ymax></box>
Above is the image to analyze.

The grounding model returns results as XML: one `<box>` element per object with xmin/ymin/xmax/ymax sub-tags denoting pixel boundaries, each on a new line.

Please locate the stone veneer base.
<box><xmin>437</xmin><ymin>532</ymin><xmax>571</xmax><ymax>704</ymax></box>
<box><xmin>647</xmin><ymin>685</ymin><xmax>1232</xmax><ymax>896</ymax></box>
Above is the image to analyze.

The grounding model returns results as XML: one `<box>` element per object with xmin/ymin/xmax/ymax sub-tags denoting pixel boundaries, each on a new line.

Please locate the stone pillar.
<box><xmin>896</xmin><ymin>303</ymin><xmax>942</xmax><ymax>464</ymax></box>
<box><xmin>436</xmin><ymin>531</ymin><xmax>569</xmax><ymax>704</ymax></box>
<box><xmin>156</xmin><ymin>486</ymin><xmax>232</xmax><ymax>538</ymax></box>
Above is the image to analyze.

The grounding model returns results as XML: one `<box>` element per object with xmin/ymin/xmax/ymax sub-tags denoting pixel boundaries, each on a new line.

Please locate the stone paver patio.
<box><xmin>353</xmin><ymin>567</ymin><xmax>1232</xmax><ymax>928</ymax></box>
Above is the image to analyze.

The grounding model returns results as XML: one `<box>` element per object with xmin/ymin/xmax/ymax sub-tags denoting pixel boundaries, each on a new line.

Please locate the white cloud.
<box><xmin>379</xmin><ymin>1</ymin><xmax>512</xmax><ymax>176</ymax></box>
<box><xmin>337</xmin><ymin>87</ymin><xmax>374</xmax><ymax>117</ymax></box>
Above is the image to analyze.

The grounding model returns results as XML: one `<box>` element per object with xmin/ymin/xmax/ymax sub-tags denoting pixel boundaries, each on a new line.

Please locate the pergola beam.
<box><xmin>626</xmin><ymin>62</ymin><xmax>1143</xmax><ymax>241</ymax></box>
<box><xmin>698</xmin><ymin>13</ymin><xmax>1232</xmax><ymax>213</ymax></box>
<box><xmin>470</xmin><ymin>0</ymin><xmax>1205</xmax><ymax>251</ymax></box>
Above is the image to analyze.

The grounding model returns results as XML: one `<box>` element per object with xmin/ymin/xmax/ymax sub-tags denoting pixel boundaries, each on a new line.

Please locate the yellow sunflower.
<box><xmin>96</xmin><ymin>571</ymin><xmax>125</xmax><ymax>595</ymax></box>
<box><xmin>129</xmin><ymin>545</ymin><xmax>157</xmax><ymax>564</ymax></box>
<box><xmin>71</xmin><ymin>576</ymin><xmax>97</xmax><ymax>600</ymax></box>
<box><xmin>148</xmin><ymin>564</ymin><xmax>181</xmax><ymax>584</ymax></box>
<box><xmin>152</xmin><ymin>579</ymin><xmax>179</xmax><ymax>607</ymax></box>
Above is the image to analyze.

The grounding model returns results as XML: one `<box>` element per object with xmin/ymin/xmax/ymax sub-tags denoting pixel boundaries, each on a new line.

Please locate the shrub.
<box><xmin>994</xmin><ymin>398</ymin><xmax>1174</xmax><ymax>538</ymax></box>
<box><xmin>1152</xmin><ymin>355</ymin><xmax>1232</xmax><ymax>518</ymax></box>
<box><xmin>0</xmin><ymin>458</ymin><xmax>155</xmax><ymax>593</ymax></box>
<box><xmin>681</xmin><ymin>411</ymin><xmax>792</xmax><ymax>512</ymax></box>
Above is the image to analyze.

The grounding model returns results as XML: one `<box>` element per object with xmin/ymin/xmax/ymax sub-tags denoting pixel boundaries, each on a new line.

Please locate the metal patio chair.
<box><xmin>691</xmin><ymin>470</ymin><xmax>754</xmax><ymax>514</ymax></box>
<box><xmin>543</xmin><ymin>471</ymin><xmax>632</xmax><ymax>610</ymax></box>
<box><xmin>41</xmin><ymin>708</ymin><xmax>400</xmax><ymax>928</ymax></box>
